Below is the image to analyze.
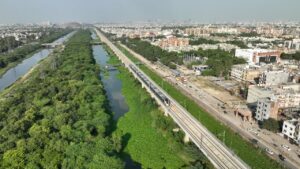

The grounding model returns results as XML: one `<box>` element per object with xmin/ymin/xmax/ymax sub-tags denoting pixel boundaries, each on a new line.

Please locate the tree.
<box><xmin>186</xmin><ymin>48</ymin><xmax>246</xmax><ymax>77</ymax></box>
<box><xmin>260</xmin><ymin>119</ymin><xmax>282</xmax><ymax>132</ymax></box>
<box><xmin>0</xmin><ymin>31</ymin><xmax>125</xmax><ymax>168</ymax></box>
<box><xmin>2</xmin><ymin>148</ymin><xmax>26</xmax><ymax>168</ymax></box>
<box><xmin>123</xmin><ymin>38</ymin><xmax>183</xmax><ymax>69</ymax></box>
<box><xmin>281</xmin><ymin>52</ymin><xmax>300</xmax><ymax>61</ymax></box>
<box><xmin>189</xmin><ymin>38</ymin><xmax>219</xmax><ymax>45</ymax></box>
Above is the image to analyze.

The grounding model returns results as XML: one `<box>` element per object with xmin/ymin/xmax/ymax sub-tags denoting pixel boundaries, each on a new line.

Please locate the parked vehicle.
<box><xmin>250</xmin><ymin>139</ymin><xmax>258</xmax><ymax>144</ymax></box>
<box><xmin>265</xmin><ymin>148</ymin><xmax>274</xmax><ymax>155</ymax></box>
<box><xmin>281</xmin><ymin>144</ymin><xmax>291</xmax><ymax>151</ymax></box>
<box><xmin>278</xmin><ymin>154</ymin><xmax>285</xmax><ymax>161</ymax></box>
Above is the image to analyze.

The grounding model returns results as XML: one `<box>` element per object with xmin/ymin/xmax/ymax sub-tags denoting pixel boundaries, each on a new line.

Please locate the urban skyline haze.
<box><xmin>0</xmin><ymin>0</ymin><xmax>300</xmax><ymax>24</ymax></box>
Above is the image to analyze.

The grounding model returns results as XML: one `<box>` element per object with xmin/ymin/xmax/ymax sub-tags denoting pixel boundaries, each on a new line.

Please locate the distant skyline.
<box><xmin>0</xmin><ymin>0</ymin><xmax>300</xmax><ymax>24</ymax></box>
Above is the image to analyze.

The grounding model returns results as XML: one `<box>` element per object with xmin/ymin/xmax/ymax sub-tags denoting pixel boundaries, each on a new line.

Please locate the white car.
<box><xmin>248</xmin><ymin>129</ymin><xmax>259</xmax><ymax>136</ymax></box>
<box><xmin>265</xmin><ymin>148</ymin><xmax>274</xmax><ymax>155</ymax></box>
<box><xmin>281</xmin><ymin>144</ymin><xmax>291</xmax><ymax>151</ymax></box>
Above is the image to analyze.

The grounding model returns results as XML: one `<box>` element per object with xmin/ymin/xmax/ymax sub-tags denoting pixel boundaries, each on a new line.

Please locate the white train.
<box><xmin>129</xmin><ymin>64</ymin><xmax>170</xmax><ymax>106</ymax></box>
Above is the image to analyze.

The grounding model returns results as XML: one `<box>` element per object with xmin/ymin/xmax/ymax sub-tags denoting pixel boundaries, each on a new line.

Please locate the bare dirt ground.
<box><xmin>191</xmin><ymin>76</ymin><xmax>243</xmax><ymax>105</ymax></box>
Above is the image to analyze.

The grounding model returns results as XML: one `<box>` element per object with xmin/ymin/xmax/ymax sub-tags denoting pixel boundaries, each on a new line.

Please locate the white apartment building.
<box><xmin>235</xmin><ymin>49</ymin><xmax>281</xmax><ymax>65</ymax></box>
<box><xmin>259</xmin><ymin>70</ymin><xmax>290</xmax><ymax>86</ymax></box>
<box><xmin>255</xmin><ymin>97</ymin><xmax>276</xmax><ymax>121</ymax></box>
<box><xmin>284</xmin><ymin>39</ymin><xmax>300</xmax><ymax>51</ymax></box>
<box><xmin>255</xmin><ymin>98</ymin><xmax>272</xmax><ymax>121</ymax></box>
<box><xmin>217</xmin><ymin>27</ymin><xmax>238</xmax><ymax>34</ymax></box>
<box><xmin>282</xmin><ymin>119</ymin><xmax>300</xmax><ymax>144</ymax></box>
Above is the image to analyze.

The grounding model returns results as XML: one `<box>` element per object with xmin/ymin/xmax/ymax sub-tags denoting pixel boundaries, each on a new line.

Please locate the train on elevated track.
<box><xmin>129</xmin><ymin>64</ymin><xmax>170</xmax><ymax>106</ymax></box>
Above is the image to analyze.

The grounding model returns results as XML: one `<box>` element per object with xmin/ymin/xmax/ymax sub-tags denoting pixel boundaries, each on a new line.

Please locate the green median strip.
<box><xmin>117</xmin><ymin>44</ymin><xmax>283</xmax><ymax>169</ymax></box>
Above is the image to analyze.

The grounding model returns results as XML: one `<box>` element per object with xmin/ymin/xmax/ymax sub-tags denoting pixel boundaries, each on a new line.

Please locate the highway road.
<box><xmin>94</xmin><ymin>28</ymin><xmax>250</xmax><ymax>169</ymax></box>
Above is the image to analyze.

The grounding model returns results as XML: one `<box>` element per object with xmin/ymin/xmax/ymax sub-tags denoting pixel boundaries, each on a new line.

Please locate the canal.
<box><xmin>92</xmin><ymin>45</ymin><xmax>129</xmax><ymax>120</ymax></box>
<box><xmin>0</xmin><ymin>32</ymin><xmax>75</xmax><ymax>91</ymax></box>
<box><xmin>91</xmin><ymin>32</ymin><xmax>141</xmax><ymax>169</ymax></box>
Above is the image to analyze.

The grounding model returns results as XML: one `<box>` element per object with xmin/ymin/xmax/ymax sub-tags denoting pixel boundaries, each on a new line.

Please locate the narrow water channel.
<box><xmin>0</xmin><ymin>32</ymin><xmax>75</xmax><ymax>91</ymax></box>
<box><xmin>91</xmin><ymin>32</ymin><xmax>141</xmax><ymax>169</ymax></box>
<box><xmin>92</xmin><ymin>45</ymin><xmax>129</xmax><ymax>120</ymax></box>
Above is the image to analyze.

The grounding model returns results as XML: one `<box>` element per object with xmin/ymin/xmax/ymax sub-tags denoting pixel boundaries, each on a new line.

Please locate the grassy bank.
<box><xmin>103</xmin><ymin>45</ymin><xmax>213</xmax><ymax>169</ymax></box>
<box><xmin>117</xmin><ymin>44</ymin><xmax>283</xmax><ymax>169</ymax></box>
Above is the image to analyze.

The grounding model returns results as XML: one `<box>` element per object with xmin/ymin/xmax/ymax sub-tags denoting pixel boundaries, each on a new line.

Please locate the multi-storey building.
<box><xmin>276</xmin><ymin>87</ymin><xmax>300</xmax><ymax>108</ymax></box>
<box><xmin>284</xmin><ymin>39</ymin><xmax>300</xmax><ymax>52</ymax></box>
<box><xmin>282</xmin><ymin>119</ymin><xmax>300</xmax><ymax>144</ymax></box>
<box><xmin>254</xmin><ymin>84</ymin><xmax>300</xmax><ymax>121</ymax></box>
<box><xmin>184</xmin><ymin>27</ymin><xmax>217</xmax><ymax>37</ymax></box>
<box><xmin>256</xmin><ymin>27</ymin><xmax>284</xmax><ymax>37</ymax></box>
<box><xmin>231</xmin><ymin>64</ymin><xmax>261</xmax><ymax>83</ymax></box>
<box><xmin>158</xmin><ymin>36</ymin><xmax>189</xmax><ymax>48</ymax></box>
<box><xmin>255</xmin><ymin>97</ymin><xmax>279</xmax><ymax>121</ymax></box>
<box><xmin>247</xmin><ymin>85</ymin><xmax>273</xmax><ymax>105</ymax></box>
<box><xmin>258</xmin><ymin>70</ymin><xmax>290</xmax><ymax>86</ymax></box>
<box><xmin>235</xmin><ymin>49</ymin><xmax>281</xmax><ymax>65</ymax></box>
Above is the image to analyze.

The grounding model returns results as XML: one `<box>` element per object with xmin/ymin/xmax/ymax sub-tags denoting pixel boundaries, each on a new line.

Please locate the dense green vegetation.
<box><xmin>0</xmin><ymin>36</ymin><xmax>22</xmax><ymax>53</ymax></box>
<box><xmin>0</xmin><ymin>30</ymin><xmax>123</xmax><ymax>168</ymax></box>
<box><xmin>122</xmin><ymin>38</ymin><xmax>246</xmax><ymax>78</ymax></box>
<box><xmin>116</xmin><ymin>67</ymin><xmax>212</xmax><ymax>169</ymax></box>
<box><xmin>189</xmin><ymin>38</ymin><xmax>247</xmax><ymax>49</ymax></box>
<box><xmin>121</xmin><ymin>38</ymin><xmax>182</xmax><ymax>69</ymax></box>
<box><xmin>259</xmin><ymin>119</ymin><xmax>283</xmax><ymax>133</ymax></box>
<box><xmin>0</xmin><ymin>28</ymin><xmax>71</xmax><ymax>75</ymax></box>
<box><xmin>117</xmin><ymin>45</ymin><xmax>283</xmax><ymax>169</ymax></box>
<box><xmin>227</xmin><ymin>40</ymin><xmax>248</xmax><ymax>48</ymax></box>
<box><xmin>281</xmin><ymin>52</ymin><xmax>300</xmax><ymax>61</ymax></box>
<box><xmin>239</xmin><ymin>32</ymin><xmax>260</xmax><ymax>37</ymax></box>
<box><xmin>210</xmin><ymin>33</ymin><xmax>231</xmax><ymax>37</ymax></box>
<box><xmin>102</xmin><ymin>42</ymin><xmax>213</xmax><ymax>169</ymax></box>
<box><xmin>0</xmin><ymin>44</ymin><xmax>41</xmax><ymax>70</ymax></box>
<box><xmin>189</xmin><ymin>38</ymin><xmax>219</xmax><ymax>45</ymax></box>
<box><xmin>185</xmin><ymin>49</ymin><xmax>246</xmax><ymax>78</ymax></box>
<box><xmin>38</xmin><ymin>28</ymin><xmax>72</xmax><ymax>44</ymax></box>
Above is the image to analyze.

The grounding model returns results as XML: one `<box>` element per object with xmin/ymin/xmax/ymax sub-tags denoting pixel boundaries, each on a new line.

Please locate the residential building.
<box><xmin>284</xmin><ymin>39</ymin><xmax>300</xmax><ymax>51</ymax></box>
<box><xmin>255</xmin><ymin>97</ymin><xmax>279</xmax><ymax>121</ymax></box>
<box><xmin>254</xmin><ymin>84</ymin><xmax>300</xmax><ymax>121</ymax></box>
<box><xmin>231</xmin><ymin>64</ymin><xmax>260</xmax><ymax>83</ymax></box>
<box><xmin>274</xmin><ymin>84</ymin><xmax>300</xmax><ymax>108</ymax></box>
<box><xmin>235</xmin><ymin>49</ymin><xmax>281</xmax><ymax>65</ymax></box>
<box><xmin>259</xmin><ymin>70</ymin><xmax>290</xmax><ymax>86</ymax></box>
<box><xmin>158</xmin><ymin>36</ymin><xmax>189</xmax><ymax>48</ymax></box>
<box><xmin>256</xmin><ymin>26</ymin><xmax>284</xmax><ymax>37</ymax></box>
<box><xmin>282</xmin><ymin>119</ymin><xmax>300</xmax><ymax>144</ymax></box>
<box><xmin>247</xmin><ymin>86</ymin><xmax>273</xmax><ymax>105</ymax></box>
<box><xmin>184</xmin><ymin>27</ymin><xmax>217</xmax><ymax>37</ymax></box>
<box><xmin>184</xmin><ymin>27</ymin><xmax>239</xmax><ymax>36</ymax></box>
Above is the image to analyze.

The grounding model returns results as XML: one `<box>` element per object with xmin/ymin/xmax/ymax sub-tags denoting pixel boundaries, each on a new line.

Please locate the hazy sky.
<box><xmin>0</xmin><ymin>0</ymin><xmax>299</xmax><ymax>24</ymax></box>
